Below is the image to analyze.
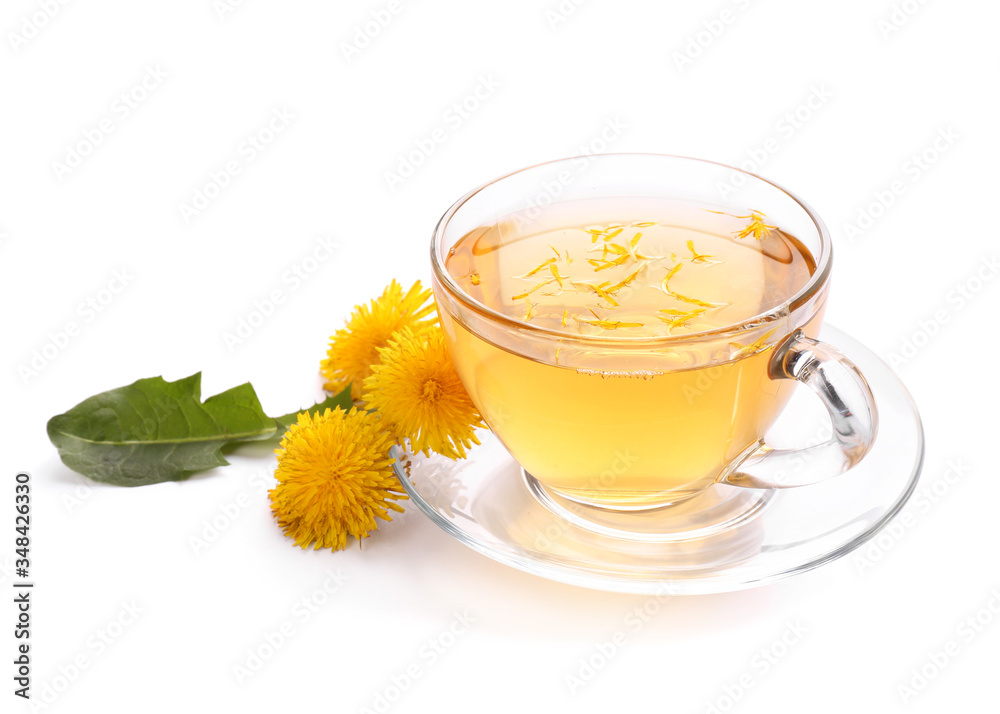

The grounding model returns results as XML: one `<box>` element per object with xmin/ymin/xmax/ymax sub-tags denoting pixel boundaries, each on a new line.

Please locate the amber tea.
<box><xmin>439</xmin><ymin>198</ymin><xmax>817</xmax><ymax>506</ymax></box>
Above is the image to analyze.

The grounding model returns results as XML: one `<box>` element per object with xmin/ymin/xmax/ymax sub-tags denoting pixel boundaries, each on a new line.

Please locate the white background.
<box><xmin>3</xmin><ymin>0</ymin><xmax>999</xmax><ymax>712</ymax></box>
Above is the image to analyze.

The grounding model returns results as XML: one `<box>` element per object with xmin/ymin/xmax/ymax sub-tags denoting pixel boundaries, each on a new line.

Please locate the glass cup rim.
<box><xmin>430</xmin><ymin>152</ymin><xmax>833</xmax><ymax>345</ymax></box>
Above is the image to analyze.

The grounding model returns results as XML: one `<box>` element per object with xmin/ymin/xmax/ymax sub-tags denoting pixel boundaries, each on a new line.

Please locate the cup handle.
<box><xmin>717</xmin><ymin>330</ymin><xmax>879</xmax><ymax>490</ymax></box>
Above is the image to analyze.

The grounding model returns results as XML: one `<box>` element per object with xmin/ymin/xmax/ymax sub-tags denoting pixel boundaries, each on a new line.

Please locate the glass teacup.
<box><xmin>431</xmin><ymin>154</ymin><xmax>877</xmax><ymax>511</ymax></box>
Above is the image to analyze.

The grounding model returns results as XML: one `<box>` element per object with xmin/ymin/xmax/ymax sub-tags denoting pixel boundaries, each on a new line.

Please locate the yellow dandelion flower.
<box><xmin>362</xmin><ymin>326</ymin><xmax>484</xmax><ymax>459</ymax></box>
<box><xmin>320</xmin><ymin>280</ymin><xmax>437</xmax><ymax>400</ymax></box>
<box><xmin>269</xmin><ymin>407</ymin><xmax>407</xmax><ymax>551</ymax></box>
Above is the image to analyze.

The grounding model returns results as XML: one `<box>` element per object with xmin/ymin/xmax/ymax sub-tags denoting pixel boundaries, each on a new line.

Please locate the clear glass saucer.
<box><xmin>391</xmin><ymin>325</ymin><xmax>924</xmax><ymax>595</ymax></box>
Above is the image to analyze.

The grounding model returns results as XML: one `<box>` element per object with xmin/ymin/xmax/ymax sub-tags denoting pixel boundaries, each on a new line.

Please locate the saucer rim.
<box><xmin>392</xmin><ymin>324</ymin><xmax>925</xmax><ymax>595</ymax></box>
